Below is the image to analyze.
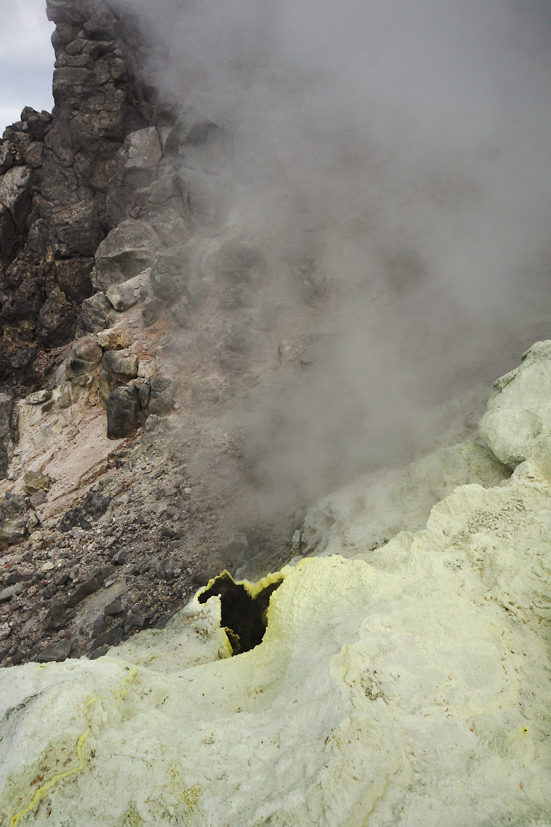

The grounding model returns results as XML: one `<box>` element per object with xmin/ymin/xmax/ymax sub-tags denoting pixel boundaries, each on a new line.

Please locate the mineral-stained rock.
<box><xmin>52</xmin><ymin>200</ymin><xmax>103</xmax><ymax>257</ymax></box>
<box><xmin>106</xmin><ymin>384</ymin><xmax>140</xmax><ymax>438</ymax></box>
<box><xmin>25</xmin><ymin>389</ymin><xmax>52</xmax><ymax>405</ymax></box>
<box><xmin>66</xmin><ymin>337</ymin><xmax>103</xmax><ymax>378</ymax></box>
<box><xmin>92</xmin><ymin>219</ymin><xmax>161</xmax><ymax>292</ymax></box>
<box><xmin>23</xmin><ymin>471</ymin><xmax>52</xmax><ymax>495</ymax></box>
<box><xmin>102</xmin><ymin>348</ymin><xmax>138</xmax><ymax>377</ymax></box>
<box><xmin>96</xmin><ymin>327</ymin><xmax>131</xmax><ymax>350</ymax></box>
<box><xmin>79</xmin><ymin>291</ymin><xmax>113</xmax><ymax>333</ymax></box>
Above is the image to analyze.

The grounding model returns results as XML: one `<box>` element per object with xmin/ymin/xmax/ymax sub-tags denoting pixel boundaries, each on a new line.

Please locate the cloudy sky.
<box><xmin>0</xmin><ymin>0</ymin><xmax>54</xmax><ymax>134</ymax></box>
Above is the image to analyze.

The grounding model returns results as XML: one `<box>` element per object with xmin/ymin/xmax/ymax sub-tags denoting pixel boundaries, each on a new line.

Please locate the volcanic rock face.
<box><xmin>0</xmin><ymin>0</ymin><xmax>163</xmax><ymax>391</ymax></box>
<box><xmin>1</xmin><ymin>349</ymin><xmax>551</xmax><ymax>825</ymax></box>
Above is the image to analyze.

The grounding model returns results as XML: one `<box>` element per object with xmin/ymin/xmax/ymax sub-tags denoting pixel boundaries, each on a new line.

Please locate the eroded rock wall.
<box><xmin>0</xmin><ymin>0</ymin><xmax>167</xmax><ymax>391</ymax></box>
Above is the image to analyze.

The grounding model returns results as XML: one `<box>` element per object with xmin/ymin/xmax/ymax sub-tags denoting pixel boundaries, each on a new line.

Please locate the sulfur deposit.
<box><xmin>1</xmin><ymin>347</ymin><xmax>551</xmax><ymax>826</ymax></box>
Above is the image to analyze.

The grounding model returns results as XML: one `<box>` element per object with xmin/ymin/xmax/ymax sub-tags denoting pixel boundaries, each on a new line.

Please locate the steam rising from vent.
<box><xmin>116</xmin><ymin>0</ymin><xmax>551</xmax><ymax>505</ymax></box>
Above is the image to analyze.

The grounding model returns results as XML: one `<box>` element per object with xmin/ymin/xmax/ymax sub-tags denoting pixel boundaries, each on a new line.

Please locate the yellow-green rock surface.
<box><xmin>2</xmin><ymin>350</ymin><xmax>551</xmax><ymax>826</ymax></box>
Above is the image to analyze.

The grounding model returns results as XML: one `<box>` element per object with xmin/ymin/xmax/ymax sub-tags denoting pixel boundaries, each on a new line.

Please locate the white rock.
<box><xmin>2</xmin><ymin>350</ymin><xmax>551</xmax><ymax>825</ymax></box>
<box><xmin>479</xmin><ymin>340</ymin><xmax>551</xmax><ymax>468</ymax></box>
<box><xmin>303</xmin><ymin>440</ymin><xmax>508</xmax><ymax>557</ymax></box>
<box><xmin>1</xmin><ymin>466</ymin><xmax>551</xmax><ymax>825</ymax></box>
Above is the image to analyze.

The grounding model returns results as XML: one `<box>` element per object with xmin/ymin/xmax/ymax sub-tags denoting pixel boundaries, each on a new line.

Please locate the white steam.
<box><xmin>118</xmin><ymin>0</ymin><xmax>551</xmax><ymax>505</ymax></box>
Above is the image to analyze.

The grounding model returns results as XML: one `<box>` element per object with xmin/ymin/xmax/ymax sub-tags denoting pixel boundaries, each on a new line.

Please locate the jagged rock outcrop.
<box><xmin>1</xmin><ymin>348</ymin><xmax>551</xmax><ymax>825</ymax></box>
<box><xmin>0</xmin><ymin>0</ymin><xmax>167</xmax><ymax>392</ymax></box>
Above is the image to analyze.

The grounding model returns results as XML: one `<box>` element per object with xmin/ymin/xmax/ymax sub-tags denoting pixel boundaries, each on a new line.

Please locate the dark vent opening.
<box><xmin>198</xmin><ymin>571</ymin><xmax>283</xmax><ymax>654</ymax></box>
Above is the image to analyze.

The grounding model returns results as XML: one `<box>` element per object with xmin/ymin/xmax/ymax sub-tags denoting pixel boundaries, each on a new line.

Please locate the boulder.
<box><xmin>52</xmin><ymin>66</ymin><xmax>95</xmax><ymax>103</ymax></box>
<box><xmin>149</xmin><ymin>173</ymin><xmax>178</xmax><ymax>205</ymax></box>
<box><xmin>164</xmin><ymin>110</ymin><xmax>232</xmax><ymax>175</ymax></box>
<box><xmin>102</xmin><ymin>348</ymin><xmax>138</xmax><ymax>378</ymax></box>
<box><xmin>25</xmin><ymin>389</ymin><xmax>52</xmax><ymax>405</ymax></box>
<box><xmin>23</xmin><ymin>471</ymin><xmax>52</xmax><ymax>495</ymax></box>
<box><xmin>79</xmin><ymin>292</ymin><xmax>113</xmax><ymax>333</ymax></box>
<box><xmin>46</xmin><ymin>0</ymin><xmax>88</xmax><ymax>26</ymax></box>
<box><xmin>106</xmin><ymin>384</ymin><xmax>140</xmax><ymax>438</ymax></box>
<box><xmin>148</xmin><ymin>207</ymin><xmax>191</xmax><ymax>247</ymax></box>
<box><xmin>20</xmin><ymin>106</ymin><xmax>51</xmax><ymax>142</ymax></box>
<box><xmin>147</xmin><ymin>376</ymin><xmax>177</xmax><ymax>416</ymax></box>
<box><xmin>36</xmin><ymin>638</ymin><xmax>73</xmax><ymax>663</ymax></box>
<box><xmin>138</xmin><ymin>381</ymin><xmax>150</xmax><ymax>409</ymax></box>
<box><xmin>148</xmin><ymin>388</ymin><xmax>175</xmax><ymax>417</ymax></box>
<box><xmin>92</xmin><ymin>219</ymin><xmax>161</xmax><ymax>292</ymax></box>
<box><xmin>65</xmin><ymin>337</ymin><xmax>103</xmax><ymax>379</ymax></box>
<box><xmin>479</xmin><ymin>340</ymin><xmax>551</xmax><ymax>468</ymax></box>
<box><xmin>106</xmin><ymin>282</ymin><xmax>137</xmax><ymax>312</ymax></box>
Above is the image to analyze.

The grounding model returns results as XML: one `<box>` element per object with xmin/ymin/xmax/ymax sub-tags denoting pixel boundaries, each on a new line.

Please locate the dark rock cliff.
<box><xmin>0</xmin><ymin>0</ymin><xmax>170</xmax><ymax>392</ymax></box>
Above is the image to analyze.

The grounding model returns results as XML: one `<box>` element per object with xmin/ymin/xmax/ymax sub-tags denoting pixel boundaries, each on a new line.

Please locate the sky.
<box><xmin>0</xmin><ymin>0</ymin><xmax>54</xmax><ymax>134</ymax></box>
